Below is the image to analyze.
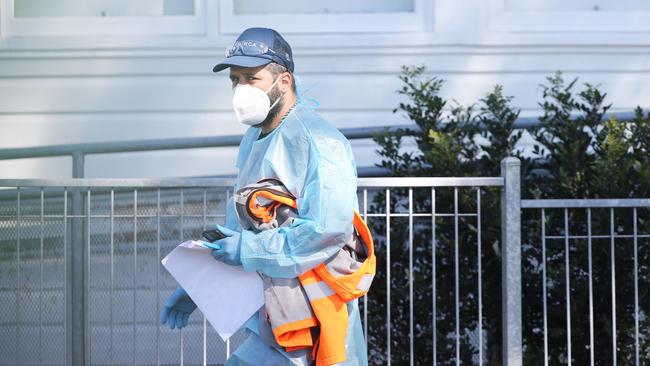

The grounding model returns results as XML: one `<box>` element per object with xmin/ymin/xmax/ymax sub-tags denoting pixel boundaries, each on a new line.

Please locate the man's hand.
<box><xmin>203</xmin><ymin>224</ymin><xmax>242</xmax><ymax>266</ymax></box>
<box><xmin>160</xmin><ymin>287</ymin><xmax>197</xmax><ymax>329</ymax></box>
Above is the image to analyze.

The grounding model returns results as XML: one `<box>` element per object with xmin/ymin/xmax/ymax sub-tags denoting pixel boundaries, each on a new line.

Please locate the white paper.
<box><xmin>161</xmin><ymin>240</ymin><xmax>264</xmax><ymax>341</ymax></box>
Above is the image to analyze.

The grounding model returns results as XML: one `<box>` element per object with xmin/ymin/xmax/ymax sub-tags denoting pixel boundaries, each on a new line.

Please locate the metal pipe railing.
<box><xmin>0</xmin><ymin>111</ymin><xmax>638</xmax><ymax>178</ymax></box>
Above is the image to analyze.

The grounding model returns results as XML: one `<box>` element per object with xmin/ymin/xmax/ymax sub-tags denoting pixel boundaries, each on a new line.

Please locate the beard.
<box><xmin>255</xmin><ymin>83</ymin><xmax>284</xmax><ymax>129</ymax></box>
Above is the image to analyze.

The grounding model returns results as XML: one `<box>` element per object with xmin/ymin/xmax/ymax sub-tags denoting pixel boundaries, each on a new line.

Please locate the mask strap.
<box><xmin>268</xmin><ymin>90</ymin><xmax>284</xmax><ymax>111</ymax></box>
<box><xmin>266</xmin><ymin>75</ymin><xmax>285</xmax><ymax>111</ymax></box>
<box><xmin>264</xmin><ymin>75</ymin><xmax>282</xmax><ymax>94</ymax></box>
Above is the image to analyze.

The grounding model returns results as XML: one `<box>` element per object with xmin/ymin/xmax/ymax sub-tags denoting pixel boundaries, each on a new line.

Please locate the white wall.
<box><xmin>1</xmin><ymin>0</ymin><xmax>649</xmax><ymax>179</ymax></box>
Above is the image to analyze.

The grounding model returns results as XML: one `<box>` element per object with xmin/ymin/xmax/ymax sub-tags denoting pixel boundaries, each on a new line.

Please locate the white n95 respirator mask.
<box><xmin>232</xmin><ymin>77</ymin><xmax>282</xmax><ymax>126</ymax></box>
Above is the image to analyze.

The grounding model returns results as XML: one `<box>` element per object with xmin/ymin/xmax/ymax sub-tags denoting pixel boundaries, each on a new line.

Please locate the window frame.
<box><xmin>488</xmin><ymin>0</ymin><xmax>650</xmax><ymax>32</ymax></box>
<box><xmin>0</xmin><ymin>0</ymin><xmax>207</xmax><ymax>36</ymax></box>
<box><xmin>217</xmin><ymin>0</ymin><xmax>429</xmax><ymax>34</ymax></box>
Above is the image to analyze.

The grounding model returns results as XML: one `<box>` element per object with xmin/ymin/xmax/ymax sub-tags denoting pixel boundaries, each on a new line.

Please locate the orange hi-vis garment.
<box><xmin>233</xmin><ymin>179</ymin><xmax>375</xmax><ymax>366</ymax></box>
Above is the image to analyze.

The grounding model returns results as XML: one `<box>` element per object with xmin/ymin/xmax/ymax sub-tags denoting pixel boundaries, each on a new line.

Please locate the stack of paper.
<box><xmin>161</xmin><ymin>240</ymin><xmax>264</xmax><ymax>341</ymax></box>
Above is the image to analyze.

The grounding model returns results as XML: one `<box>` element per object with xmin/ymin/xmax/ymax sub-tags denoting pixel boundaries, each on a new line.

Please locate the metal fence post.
<box><xmin>501</xmin><ymin>157</ymin><xmax>522</xmax><ymax>366</ymax></box>
<box><xmin>70</xmin><ymin>150</ymin><xmax>86</xmax><ymax>364</ymax></box>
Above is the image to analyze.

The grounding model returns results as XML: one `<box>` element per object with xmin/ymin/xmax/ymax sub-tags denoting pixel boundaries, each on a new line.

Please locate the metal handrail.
<box><xmin>0</xmin><ymin>111</ymin><xmax>638</xmax><ymax>178</ymax></box>
<box><xmin>521</xmin><ymin>198</ymin><xmax>650</xmax><ymax>208</ymax></box>
<box><xmin>0</xmin><ymin>112</ymin><xmax>638</xmax><ymax>159</ymax></box>
<box><xmin>0</xmin><ymin>125</ymin><xmax>401</xmax><ymax>160</ymax></box>
<box><xmin>0</xmin><ymin>177</ymin><xmax>504</xmax><ymax>188</ymax></box>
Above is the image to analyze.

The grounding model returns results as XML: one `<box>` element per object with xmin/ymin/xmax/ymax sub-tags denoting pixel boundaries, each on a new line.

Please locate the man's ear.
<box><xmin>280</xmin><ymin>72</ymin><xmax>293</xmax><ymax>93</ymax></box>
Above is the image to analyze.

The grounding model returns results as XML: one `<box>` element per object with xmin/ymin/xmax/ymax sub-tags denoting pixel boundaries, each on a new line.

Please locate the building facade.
<box><xmin>1</xmin><ymin>0</ymin><xmax>649</xmax><ymax>178</ymax></box>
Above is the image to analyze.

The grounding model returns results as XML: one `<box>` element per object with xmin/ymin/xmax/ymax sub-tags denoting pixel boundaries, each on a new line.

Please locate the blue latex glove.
<box><xmin>160</xmin><ymin>287</ymin><xmax>196</xmax><ymax>330</ymax></box>
<box><xmin>203</xmin><ymin>224</ymin><xmax>242</xmax><ymax>266</ymax></box>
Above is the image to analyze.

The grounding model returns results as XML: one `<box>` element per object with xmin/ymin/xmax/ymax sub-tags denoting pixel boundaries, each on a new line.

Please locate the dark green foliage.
<box><xmin>367</xmin><ymin>66</ymin><xmax>650</xmax><ymax>365</ymax></box>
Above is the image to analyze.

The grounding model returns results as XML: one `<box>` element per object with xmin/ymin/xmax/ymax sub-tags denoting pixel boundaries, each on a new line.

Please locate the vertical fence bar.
<box><xmin>156</xmin><ymin>189</ymin><xmax>161</xmax><ymax>366</ymax></box>
<box><xmin>633</xmin><ymin>208</ymin><xmax>639</xmax><ymax>366</ymax></box>
<box><xmin>476</xmin><ymin>188</ymin><xmax>483</xmax><ymax>366</ymax></box>
<box><xmin>86</xmin><ymin>190</ymin><xmax>92</xmax><ymax>365</ymax></box>
<box><xmin>16</xmin><ymin>187</ymin><xmax>21</xmax><ymax>365</ymax></box>
<box><xmin>541</xmin><ymin>209</ymin><xmax>548</xmax><ymax>366</ymax></box>
<box><xmin>225</xmin><ymin>188</ymin><xmax>231</xmax><ymax>361</ymax></box>
<box><xmin>63</xmin><ymin>188</ymin><xmax>69</xmax><ymax>365</ymax></box>
<box><xmin>587</xmin><ymin>209</ymin><xmax>594</xmax><ymax>366</ymax></box>
<box><xmin>563</xmin><ymin>208</ymin><xmax>572</xmax><ymax>366</ymax></box>
<box><xmin>110</xmin><ymin>189</ymin><xmax>115</xmax><ymax>366</ymax></box>
<box><xmin>72</xmin><ymin>151</ymin><xmax>84</xmax><ymax>179</ymax></box>
<box><xmin>202</xmin><ymin>189</ymin><xmax>208</xmax><ymax>366</ymax></box>
<box><xmin>431</xmin><ymin>188</ymin><xmax>437</xmax><ymax>366</ymax></box>
<box><xmin>180</xmin><ymin>189</ymin><xmax>184</xmax><ymax>366</ymax></box>
<box><xmin>453</xmin><ymin>187</ymin><xmax>460</xmax><ymax>366</ymax></box>
<box><xmin>202</xmin><ymin>317</ymin><xmax>208</xmax><ymax>365</ymax></box>
<box><xmin>408</xmin><ymin>188</ymin><xmax>414</xmax><ymax>366</ymax></box>
<box><xmin>385</xmin><ymin>188</ymin><xmax>391</xmax><ymax>366</ymax></box>
<box><xmin>363</xmin><ymin>188</ymin><xmax>369</xmax><ymax>350</ymax></box>
<box><xmin>72</xmin><ymin>188</ymin><xmax>85</xmax><ymax>364</ymax></box>
<box><xmin>71</xmin><ymin>181</ymin><xmax>85</xmax><ymax>365</ymax></box>
<box><xmin>133</xmin><ymin>189</ymin><xmax>138</xmax><ymax>366</ymax></box>
<box><xmin>610</xmin><ymin>208</ymin><xmax>617</xmax><ymax>366</ymax></box>
<box><xmin>39</xmin><ymin>188</ymin><xmax>44</xmax><ymax>365</ymax></box>
<box><xmin>500</xmin><ymin>157</ymin><xmax>522</xmax><ymax>366</ymax></box>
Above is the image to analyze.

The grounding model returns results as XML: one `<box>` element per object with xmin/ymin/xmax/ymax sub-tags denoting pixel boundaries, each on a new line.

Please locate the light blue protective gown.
<box><xmin>222</xmin><ymin>99</ymin><xmax>368</xmax><ymax>366</ymax></box>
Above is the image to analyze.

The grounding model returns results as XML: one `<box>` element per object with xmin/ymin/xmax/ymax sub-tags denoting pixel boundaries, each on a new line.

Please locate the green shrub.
<box><xmin>367</xmin><ymin>66</ymin><xmax>650</xmax><ymax>365</ymax></box>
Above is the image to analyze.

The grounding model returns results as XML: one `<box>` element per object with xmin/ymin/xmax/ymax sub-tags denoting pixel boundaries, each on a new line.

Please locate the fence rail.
<box><xmin>0</xmin><ymin>170</ymin><xmax>515</xmax><ymax>366</ymax></box>
<box><xmin>1</xmin><ymin>157</ymin><xmax>648</xmax><ymax>365</ymax></box>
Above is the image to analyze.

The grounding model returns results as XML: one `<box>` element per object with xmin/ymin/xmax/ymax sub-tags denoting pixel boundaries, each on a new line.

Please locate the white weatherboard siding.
<box><xmin>1</xmin><ymin>0</ymin><xmax>649</xmax><ymax>179</ymax></box>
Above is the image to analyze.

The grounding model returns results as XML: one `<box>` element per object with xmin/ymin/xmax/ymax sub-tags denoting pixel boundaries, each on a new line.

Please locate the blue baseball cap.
<box><xmin>213</xmin><ymin>27</ymin><xmax>294</xmax><ymax>73</ymax></box>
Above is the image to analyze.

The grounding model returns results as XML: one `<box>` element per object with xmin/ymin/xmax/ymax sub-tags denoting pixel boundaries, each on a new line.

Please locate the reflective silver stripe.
<box><xmin>324</xmin><ymin>233</ymin><xmax>368</xmax><ymax>278</ymax></box>
<box><xmin>303</xmin><ymin>281</ymin><xmax>336</xmax><ymax>300</ymax></box>
<box><xmin>326</xmin><ymin>251</ymin><xmax>363</xmax><ymax>277</ymax></box>
<box><xmin>233</xmin><ymin>194</ymin><xmax>248</xmax><ymax>205</ymax></box>
<box><xmin>326</xmin><ymin>256</ymin><xmax>352</xmax><ymax>277</ymax></box>
<box><xmin>263</xmin><ymin>276</ymin><xmax>314</xmax><ymax>329</ymax></box>
<box><xmin>356</xmin><ymin>274</ymin><xmax>375</xmax><ymax>292</ymax></box>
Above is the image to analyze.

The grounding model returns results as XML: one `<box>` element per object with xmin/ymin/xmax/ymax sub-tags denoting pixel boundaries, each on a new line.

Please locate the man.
<box><xmin>160</xmin><ymin>28</ymin><xmax>368</xmax><ymax>365</ymax></box>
